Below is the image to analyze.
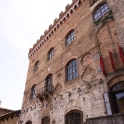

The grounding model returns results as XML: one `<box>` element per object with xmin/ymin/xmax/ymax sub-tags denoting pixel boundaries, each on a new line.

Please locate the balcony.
<box><xmin>37</xmin><ymin>85</ymin><xmax>54</xmax><ymax>102</ymax></box>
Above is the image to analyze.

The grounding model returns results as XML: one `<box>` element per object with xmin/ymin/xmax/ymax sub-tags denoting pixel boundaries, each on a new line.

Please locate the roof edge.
<box><xmin>28</xmin><ymin>0</ymin><xmax>84</xmax><ymax>59</ymax></box>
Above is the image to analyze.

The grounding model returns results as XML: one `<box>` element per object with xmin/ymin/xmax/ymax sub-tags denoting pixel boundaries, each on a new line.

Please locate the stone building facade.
<box><xmin>19</xmin><ymin>0</ymin><xmax>124</xmax><ymax>124</ymax></box>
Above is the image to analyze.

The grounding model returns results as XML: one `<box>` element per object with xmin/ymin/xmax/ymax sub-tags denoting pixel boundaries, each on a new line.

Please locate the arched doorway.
<box><xmin>42</xmin><ymin>116</ymin><xmax>50</xmax><ymax>124</ymax></box>
<box><xmin>65</xmin><ymin>110</ymin><xmax>83</xmax><ymax>124</ymax></box>
<box><xmin>26</xmin><ymin>120</ymin><xmax>32</xmax><ymax>124</ymax></box>
<box><xmin>110</xmin><ymin>81</ymin><xmax>124</xmax><ymax>113</ymax></box>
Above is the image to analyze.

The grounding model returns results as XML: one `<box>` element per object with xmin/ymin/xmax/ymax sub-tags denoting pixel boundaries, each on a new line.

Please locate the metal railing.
<box><xmin>37</xmin><ymin>85</ymin><xmax>54</xmax><ymax>96</ymax></box>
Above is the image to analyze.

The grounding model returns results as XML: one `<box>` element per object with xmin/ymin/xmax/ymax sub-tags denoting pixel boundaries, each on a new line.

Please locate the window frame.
<box><xmin>30</xmin><ymin>84</ymin><xmax>36</xmax><ymax>99</ymax></box>
<box><xmin>66</xmin><ymin>59</ymin><xmax>78</xmax><ymax>81</ymax></box>
<box><xmin>94</xmin><ymin>3</ymin><xmax>109</xmax><ymax>22</ymax></box>
<box><xmin>65</xmin><ymin>30</ymin><xmax>75</xmax><ymax>46</ymax></box>
<box><xmin>34</xmin><ymin>60</ymin><xmax>39</xmax><ymax>72</ymax></box>
<box><xmin>65</xmin><ymin>110</ymin><xmax>83</xmax><ymax>124</ymax></box>
<box><xmin>109</xmin><ymin>82</ymin><xmax>124</xmax><ymax>114</ymax></box>
<box><xmin>48</xmin><ymin>48</ymin><xmax>54</xmax><ymax>60</ymax></box>
<box><xmin>45</xmin><ymin>74</ymin><xmax>53</xmax><ymax>92</ymax></box>
<box><xmin>111</xmin><ymin>81</ymin><xmax>124</xmax><ymax>92</ymax></box>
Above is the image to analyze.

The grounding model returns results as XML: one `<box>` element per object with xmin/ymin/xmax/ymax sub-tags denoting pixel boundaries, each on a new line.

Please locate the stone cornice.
<box><xmin>28</xmin><ymin>0</ymin><xmax>84</xmax><ymax>59</ymax></box>
<box><xmin>0</xmin><ymin>110</ymin><xmax>20</xmax><ymax>122</ymax></box>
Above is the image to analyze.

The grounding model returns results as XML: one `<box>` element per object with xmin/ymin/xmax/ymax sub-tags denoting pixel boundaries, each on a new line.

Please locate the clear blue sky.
<box><xmin>0</xmin><ymin>0</ymin><xmax>72</xmax><ymax>110</ymax></box>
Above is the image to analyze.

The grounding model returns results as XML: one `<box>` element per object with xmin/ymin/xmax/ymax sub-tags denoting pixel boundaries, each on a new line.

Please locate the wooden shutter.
<box><xmin>103</xmin><ymin>92</ymin><xmax>112</xmax><ymax>115</ymax></box>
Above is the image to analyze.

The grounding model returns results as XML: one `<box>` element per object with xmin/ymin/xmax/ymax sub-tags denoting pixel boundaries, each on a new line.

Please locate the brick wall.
<box><xmin>107</xmin><ymin>0</ymin><xmax>124</xmax><ymax>47</ymax></box>
<box><xmin>20</xmin><ymin>0</ymin><xmax>124</xmax><ymax>123</ymax></box>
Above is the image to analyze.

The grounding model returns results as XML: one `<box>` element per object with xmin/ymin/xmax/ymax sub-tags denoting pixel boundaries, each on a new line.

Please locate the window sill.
<box><xmin>64</xmin><ymin>76</ymin><xmax>79</xmax><ymax>84</ymax></box>
<box><xmin>94</xmin><ymin>11</ymin><xmax>113</xmax><ymax>29</ymax></box>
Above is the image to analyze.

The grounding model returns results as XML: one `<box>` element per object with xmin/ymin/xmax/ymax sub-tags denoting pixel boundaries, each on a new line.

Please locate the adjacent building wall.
<box><xmin>0</xmin><ymin>108</ymin><xmax>13</xmax><ymax>116</ymax></box>
<box><xmin>0</xmin><ymin>110</ymin><xmax>20</xmax><ymax>124</ymax></box>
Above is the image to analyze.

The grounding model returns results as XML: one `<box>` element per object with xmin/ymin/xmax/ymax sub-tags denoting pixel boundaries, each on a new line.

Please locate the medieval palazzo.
<box><xmin>19</xmin><ymin>0</ymin><xmax>124</xmax><ymax>124</ymax></box>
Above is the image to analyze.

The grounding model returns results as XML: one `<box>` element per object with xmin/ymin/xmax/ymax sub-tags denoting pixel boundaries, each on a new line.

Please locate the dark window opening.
<box><xmin>65</xmin><ymin>110</ymin><xmax>83</xmax><ymax>124</ymax></box>
<box><xmin>34</xmin><ymin>60</ymin><xmax>39</xmax><ymax>72</ymax></box>
<box><xmin>42</xmin><ymin>116</ymin><xmax>50</xmax><ymax>124</ymax></box>
<box><xmin>48</xmin><ymin>48</ymin><xmax>54</xmax><ymax>60</ymax></box>
<box><xmin>45</xmin><ymin>74</ymin><xmax>53</xmax><ymax>92</ymax></box>
<box><xmin>110</xmin><ymin>81</ymin><xmax>124</xmax><ymax>114</ymax></box>
<box><xmin>30</xmin><ymin>84</ymin><xmax>36</xmax><ymax>99</ymax></box>
<box><xmin>26</xmin><ymin>121</ymin><xmax>32</xmax><ymax>124</ymax></box>
<box><xmin>115</xmin><ymin>91</ymin><xmax>124</xmax><ymax>113</ymax></box>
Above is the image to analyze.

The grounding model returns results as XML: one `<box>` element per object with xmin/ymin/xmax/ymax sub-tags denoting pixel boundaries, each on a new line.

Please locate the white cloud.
<box><xmin>0</xmin><ymin>0</ymin><xmax>72</xmax><ymax>109</ymax></box>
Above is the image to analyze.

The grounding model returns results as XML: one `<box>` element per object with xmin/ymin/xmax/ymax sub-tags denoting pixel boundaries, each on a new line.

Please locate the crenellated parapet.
<box><xmin>28</xmin><ymin>0</ymin><xmax>84</xmax><ymax>59</ymax></box>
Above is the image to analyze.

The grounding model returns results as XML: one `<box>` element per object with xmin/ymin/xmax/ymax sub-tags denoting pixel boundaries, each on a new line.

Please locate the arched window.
<box><xmin>111</xmin><ymin>81</ymin><xmax>124</xmax><ymax>92</ymax></box>
<box><xmin>94</xmin><ymin>3</ymin><xmax>109</xmax><ymax>21</ymax></box>
<box><xmin>110</xmin><ymin>81</ymin><xmax>124</xmax><ymax>113</ymax></box>
<box><xmin>65</xmin><ymin>110</ymin><xmax>83</xmax><ymax>124</ymax></box>
<box><xmin>34</xmin><ymin>60</ymin><xmax>39</xmax><ymax>72</ymax></box>
<box><xmin>26</xmin><ymin>120</ymin><xmax>32</xmax><ymax>124</ymax></box>
<box><xmin>48</xmin><ymin>48</ymin><xmax>54</xmax><ymax>60</ymax></box>
<box><xmin>45</xmin><ymin>74</ymin><xmax>53</xmax><ymax>92</ymax></box>
<box><xmin>65</xmin><ymin>30</ymin><xmax>75</xmax><ymax>45</ymax></box>
<box><xmin>30</xmin><ymin>84</ymin><xmax>36</xmax><ymax>99</ymax></box>
<box><xmin>66</xmin><ymin>59</ymin><xmax>78</xmax><ymax>81</ymax></box>
<box><xmin>42</xmin><ymin>116</ymin><xmax>50</xmax><ymax>124</ymax></box>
